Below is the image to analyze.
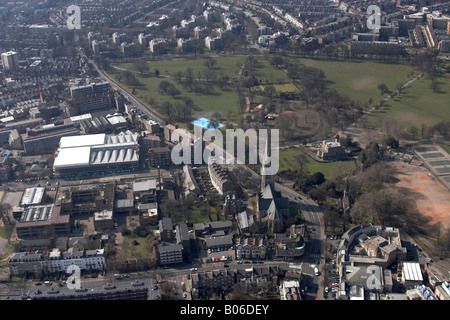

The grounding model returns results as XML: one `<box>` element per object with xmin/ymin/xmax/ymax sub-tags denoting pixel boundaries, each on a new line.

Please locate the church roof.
<box><xmin>258</xmin><ymin>184</ymin><xmax>289</xmax><ymax>215</ymax></box>
<box><xmin>267</xmin><ymin>200</ymin><xmax>283</xmax><ymax>221</ymax></box>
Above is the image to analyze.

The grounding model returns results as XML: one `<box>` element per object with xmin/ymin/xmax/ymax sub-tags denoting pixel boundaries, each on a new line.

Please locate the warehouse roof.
<box><xmin>54</xmin><ymin>146</ymin><xmax>91</xmax><ymax>169</ymax></box>
<box><xmin>59</xmin><ymin>133</ymin><xmax>105</xmax><ymax>148</ymax></box>
<box><xmin>53</xmin><ymin>132</ymin><xmax>140</xmax><ymax>170</ymax></box>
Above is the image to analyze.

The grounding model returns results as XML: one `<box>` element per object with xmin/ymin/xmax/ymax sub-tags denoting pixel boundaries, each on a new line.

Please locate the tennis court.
<box><xmin>413</xmin><ymin>145</ymin><xmax>450</xmax><ymax>191</ymax></box>
<box><xmin>435</xmin><ymin>167</ymin><xmax>450</xmax><ymax>174</ymax></box>
<box><xmin>421</xmin><ymin>152</ymin><xmax>445</xmax><ymax>159</ymax></box>
<box><xmin>415</xmin><ymin>146</ymin><xmax>438</xmax><ymax>153</ymax></box>
<box><xmin>428</xmin><ymin>160</ymin><xmax>450</xmax><ymax>167</ymax></box>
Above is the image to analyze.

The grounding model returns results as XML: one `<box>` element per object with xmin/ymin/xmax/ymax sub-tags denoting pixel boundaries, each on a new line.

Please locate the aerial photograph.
<box><xmin>0</xmin><ymin>0</ymin><xmax>449</xmax><ymax>311</ymax></box>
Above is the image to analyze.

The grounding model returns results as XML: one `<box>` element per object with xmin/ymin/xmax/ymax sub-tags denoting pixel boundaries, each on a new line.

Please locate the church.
<box><xmin>256</xmin><ymin>137</ymin><xmax>289</xmax><ymax>233</ymax></box>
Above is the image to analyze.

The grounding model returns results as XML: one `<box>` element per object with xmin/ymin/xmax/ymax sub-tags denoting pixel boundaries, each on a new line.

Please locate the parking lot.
<box><xmin>204</xmin><ymin>246</ymin><xmax>234</xmax><ymax>265</ymax></box>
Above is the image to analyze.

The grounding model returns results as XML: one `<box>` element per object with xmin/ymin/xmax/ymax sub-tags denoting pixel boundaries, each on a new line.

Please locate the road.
<box><xmin>83</xmin><ymin>49</ymin><xmax>165</xmax><ymax>126</ymax></box>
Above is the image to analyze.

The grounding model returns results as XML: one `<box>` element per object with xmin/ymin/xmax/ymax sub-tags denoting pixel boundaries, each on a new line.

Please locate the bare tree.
<box><xmin>408</xmin><ymin>125</ymin><xmax>419</xmax><ymax>140</ymax></box>
<box><xmin>0</xmin><ymin>203</ymin><xmax>12</xmax><ymax>224</ymax></box>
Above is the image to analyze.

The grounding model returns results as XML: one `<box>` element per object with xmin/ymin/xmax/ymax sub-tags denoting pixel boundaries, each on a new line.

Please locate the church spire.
<box><xmin>261</xmin><ymin>131</ymin><xmax>274</xmax><ymax>192</ymax></box>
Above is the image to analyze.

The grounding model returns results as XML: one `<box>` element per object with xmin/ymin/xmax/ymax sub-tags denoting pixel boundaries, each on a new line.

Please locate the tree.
<box><xmin>204</xmin><ymin>57</ymin><xmax>217</xmax><ymax>69</ymax></box>
<box><xmin>0</xmin><ymin>203</ymin><xmax>12</xmax><ymax>224</ymax></box>
<box><xmin>173</xmin><ymin>71</ymin><xmax>183</xmax><ymax>83</ymax></box>
<box><xmin>264</xmin><ymin>85</ymin><xmax>277</xmax><ymax>102</ymax></box>
<box><xmin>350</xmin><ymin>189</ymin><xmax>416</xmax><ymax>226</ymax></box>
<box><xmin>377</xmin><ymin>83</ymin><xmax>389</xmax><ymax>95</ymax></box>
<box><xmin>278</xmin><ymin>113</ymin><xmax>293</xmax><ymax>138</ymax></box>
<box><xmin>311</xmin><ymin>172</ymin><xmax>325</xmax><ymax>185</ymax></box>
<box><xmin>430</xmin><ymin>79</ymin><xmax>440</xmax><ymax>93</ymax></box>
<box><xmin>359</xmin><ymin>142</ymin><xmax>381</xmax><ymax>169</ymax></box>
<box><xmin>408</xmin><ymin>125</ymin><xmax>419</xmax><ymax>140</ymax></box>
<box><xmin>161</xmin><ymin>101</ymin><xmax>174</xmax><ymax>122</ymax></box>
<box><xmin>158</xmin><ymin>80</ymin><xmax>172</xmax><ymax>94</ymax></box>
<box><xmin>132</xmin><ymin>60</ymin><xmax>149</xmax><ymax>75</ymax></box>
<box><xmin>383</xmin><ymin>135</ymin><xmax>399</xmax><ymax>149</ymax></box>
<box><xmin>421</xmin><ymin>124</ymin><xmax>426</xmax><ymax>140</ymax></box>
<box><xmin>396</xmin><ymin>83</ymin><xmax>403</xmax><ymax>96</ymax></box>
<box><xmin>158</xmin><ymin>81</ymin><xmax>180</xmax><ymax>97</ymax></box>
<box><xmin>295</xmin><ymin>153</ymin><xmax>309</xmax><ymax>174</ymax></box>
<box><xmin>270</xmin><ymin>55</ymin><xmax>284</xmax><ymax>68</ymax></box>
<box><xmin>184</xmin><ymin>67</ymin><xmax>194</xmax><ymax>90</ymax></box>
<box><xmin>203</xmin><ymin>69</ymin><xmax>217</xmax><ymax>83</ymax></box>
<box><xmin>120</xmin><ymin>71</ymin><xmax>140</xmax><ymax>87</ymax></box>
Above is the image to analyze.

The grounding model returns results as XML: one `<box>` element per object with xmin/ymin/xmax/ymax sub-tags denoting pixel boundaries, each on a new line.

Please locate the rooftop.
<box><xmin>402</xmin><ymin>262</ymin><xmax>423</xmax><ymax>282</ymax></box>
<box><xmin>133</xmin><ymin>179</ymin><xmax>157</xmax><ymax>192</ymax></box>
<box><xmin>59</xmin><ymin>133</ymin><xmax>105</xmax><ymax>148</ymax></box>
<box><xmin>53</xmin><ymin>132</ymin><xmax>140</xmax><ymax>170</ymax></box>
<box><xmin>20</xmin><ymin>187</ymin><xmax>45</xmax><ymax>206</ymax></box>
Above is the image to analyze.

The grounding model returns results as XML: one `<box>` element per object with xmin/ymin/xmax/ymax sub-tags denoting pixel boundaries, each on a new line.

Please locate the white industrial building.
<box><xmin>53</xmin><ymin>131</ymin><xmax>140</xmax><ymax>176</ymax></box>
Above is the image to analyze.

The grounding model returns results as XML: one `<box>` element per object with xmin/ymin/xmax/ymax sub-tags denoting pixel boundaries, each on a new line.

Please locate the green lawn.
<box><xmin>107</xmin><ymin>57</ymin><xmax>244</xmax><ymax>123</ymax></box>
<box><xmin>273</xmin><ymin>83</ymin><xmax>299</xmax><ymax>93</ymax></box>
<box><xmin>252</xmin><ymin>57</ymin><xmax>292</xmax><ymax>85</ymax></box>
<box><xmin>144</xmin><ymin>55</ymin><xmax>247</xmax><ymax>79</ymax></box>
<box><xmin>439</xmin><ymin>143</ymin><xmax>450</xmax><ymax>154</ymax></box>
<box><xmin>293</xmin><ymin>58</ymin><xmax>418</xmax><ymax>106</ymax></box>
<box><xmin>121</xmin><ymin>235</ymin><xmax>153</xmax><ymax>259</ymax></box>
<box><xmin>190</xmin><ymin>205</ymin><xmax>220</xmax><ymax>223</ymax></box>
<box><xmin>366</xmin><ymin>75</ymin><xmax>450</xmax><ymax>128</ymax></box>
<box><xmin>279</xmin><ymin>147</ymin><xmax>357</xmax><ymax>179</ymax></box>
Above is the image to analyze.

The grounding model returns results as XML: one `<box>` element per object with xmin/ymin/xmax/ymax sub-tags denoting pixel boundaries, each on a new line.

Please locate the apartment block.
<box><xmin>157</xmin><ymin>244</ymin><xmax>183</xmax><ymax>265</ymax></box>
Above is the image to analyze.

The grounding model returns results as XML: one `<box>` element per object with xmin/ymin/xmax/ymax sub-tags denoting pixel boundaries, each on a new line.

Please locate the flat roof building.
<box><xmin>1</xmin><ymin>51</ymin><xmax>19</xmax><ymax>71</ymax></box>
<box><xmin>158</xmin><ymin>244</ymin><xmax>183</xmax><ymax>266</ymax></box>
<box><xmin>402</xmin><ymin>262</ymin><xmax>423</xmax><ymax>288</ymax></box>
<box><xmin>53</xmin><ymin>131</ymin><xmax>140</xmax><ymax>176</ymax></box>
<box><xmin>15</xmin><ymin>204</ymin><xmax>70</xmax><ymax>239</ymax></box>
<box><xmin>435</xmin><ymin>282</ymin><xmax>450</xmax><ymax>300</ymax></box>
<box><xmin>20</xmin><ymin>187</ymin><xmax>45</xmax><ymax>206</ymax></box>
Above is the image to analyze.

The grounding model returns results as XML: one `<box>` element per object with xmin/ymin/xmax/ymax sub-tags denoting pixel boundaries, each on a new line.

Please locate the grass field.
<box><xmin>252</xmin><ymin>57</ymin><xmax>292</xmax><ymax>85</ymax></box>
<box><xmin>145</xmin><ymin>55</ymin><xmax>247</xmax><ymax>79</ymax></box>
<box><xmin>294</xmin><ymin>58</ymin><xmax>418</xmax><ymax>106</ymax></box>
<box><xmin>279</xmin><ymin>147</ymin><xmax>357</xmax><ymax>179</ymax></box>
<box><xmin>121</xmin><ymin>235</ymin><xmax>153</xmax><ymax>259</ymax></box>
<box><xmin>109</xmin><ymin>54</ymin><xmax>303</xmax><ymax>125</ymax></box>
<box><xmin>108</xmin><ymin>57</ymin><xmax>244</xmax><ymax>123</ymax></box>
<box><xmin>366</xmin><ymin>75</ymin><xmax>450</xmax><ymax>128</ymax></box>
<box><xmin>273</xmin><ymin>83</ymin><xmax>299</xmax><ymax>93</ymax></box>
<box><xmin>189</xmin><ymin>205</ymin><xmax>220</xmax><ymax>223</ymax></box>
<box><xmin>440</xmin><ymin>143</ymin><xmax>450</xmax><ymax>155</ymax></box>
